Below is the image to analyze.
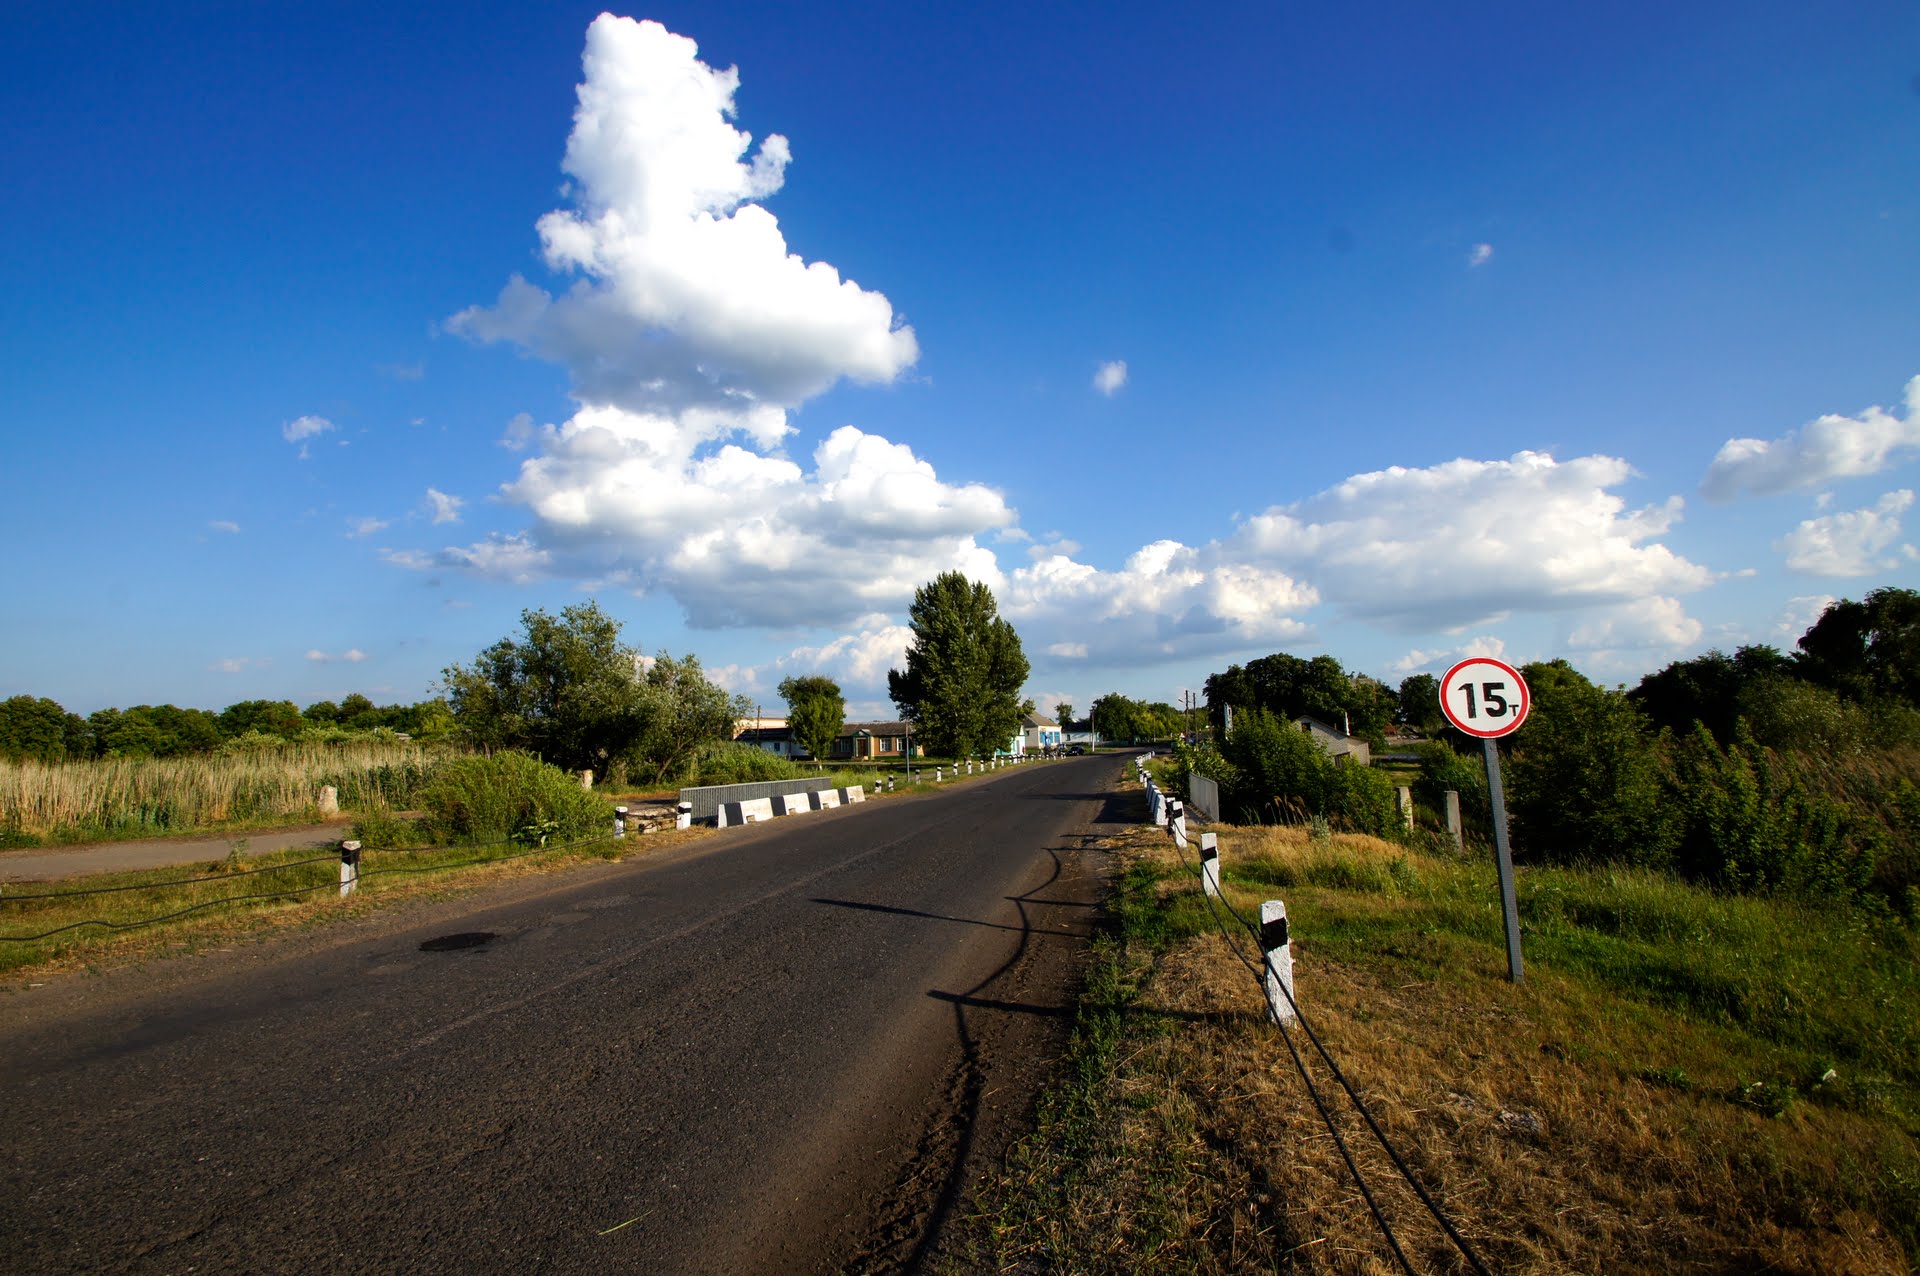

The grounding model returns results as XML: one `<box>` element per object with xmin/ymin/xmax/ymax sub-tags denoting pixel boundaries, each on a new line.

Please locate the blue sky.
<box><xmin>3</xmin><ymin>2</ymin><xmax>1917</xmax><ymax>720</ymax></box>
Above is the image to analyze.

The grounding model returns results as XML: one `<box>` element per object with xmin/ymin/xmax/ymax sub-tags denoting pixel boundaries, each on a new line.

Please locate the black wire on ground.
<box><xmin>1153</xmin><ymin>786</ymin><xmax>1495</xmax><ymax>1276</ymax></box>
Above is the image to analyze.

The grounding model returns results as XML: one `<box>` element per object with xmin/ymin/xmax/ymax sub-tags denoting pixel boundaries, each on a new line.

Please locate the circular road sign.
<box><xmin>1438</xmin><ymin>657</ymin><xmax>1531</xmax><ymax>738</ymax></box>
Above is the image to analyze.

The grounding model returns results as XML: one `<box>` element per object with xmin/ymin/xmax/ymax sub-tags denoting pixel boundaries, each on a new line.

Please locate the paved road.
<box><xmin>1</xmin><ymin>754</ymin><xmax>1127</xmax><ymax>1274</ymax></box>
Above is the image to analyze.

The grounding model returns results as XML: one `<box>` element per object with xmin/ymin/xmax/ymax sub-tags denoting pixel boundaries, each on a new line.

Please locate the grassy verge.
<box><xmin>960</xmin><ymin>818</ymin><xmax>1920</xmax><ymax>1274</ymax></box>
<box><xmin>0</xmin><ymin>828</ymin><xmax>704</xmax><ymax>981</ymax></box>
<box><xmin>0</xmin><ymin>740</ymin><xmax>442</xmax><ymax>846</ymax></box>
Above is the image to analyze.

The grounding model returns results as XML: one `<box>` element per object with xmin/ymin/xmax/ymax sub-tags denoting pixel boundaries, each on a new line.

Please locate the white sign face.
<box><xmin>1438</xmin><ymin>657</ymin><xmax>1531</xmax><ymax>738</ymax></box>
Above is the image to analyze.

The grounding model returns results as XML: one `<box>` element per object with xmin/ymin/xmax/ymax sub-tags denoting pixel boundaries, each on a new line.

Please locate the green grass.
<box><xmin>965</xmin><ymin>821</ymin><xmax>1920</xmax><ymax>1272</ymax></box>
<box><xmin>0</xmin><ymin>833</ymin><xmax>627</xmax><ymax>978</ymax></box>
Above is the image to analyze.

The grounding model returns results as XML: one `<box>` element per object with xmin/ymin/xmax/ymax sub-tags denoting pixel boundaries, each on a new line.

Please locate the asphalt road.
<box><xmin>1</xmin><ymin>754</ymin><xmax>1128</xmax><ymax>1275</ymax></box>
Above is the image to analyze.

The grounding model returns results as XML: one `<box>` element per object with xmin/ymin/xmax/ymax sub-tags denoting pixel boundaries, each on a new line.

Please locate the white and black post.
<box><xmin>339</xmin><ymin>840</ymin><xmax>362</xmax><ymax>898</ymax></box>
<box><xmin>1260</xmin><ymin>900</ymin><xmax>1295</xmax><ymax>1025</ymax></box>
<box><xmin>614</xmin><ymin>806</ymin><xmax>628</xmax><ymax>839</ymax></box>
<box><xmin>676</xmin><ymin>801</ymin><xmax>693</xmax><ymax>831</ymax></box>
<box><xmin>1199</xmin><ymin>832</ymin><xmax>1221</xmax><ymax>897</ymax></box>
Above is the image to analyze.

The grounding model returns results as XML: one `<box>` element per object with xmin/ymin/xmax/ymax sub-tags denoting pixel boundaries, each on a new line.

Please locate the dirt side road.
<box><xmin>0</xmin><ymin>755</ymin><xmax>1125</xmax><ymax>1274</ymax></box>
<box><xmin>0</xmin><ymin>822</ymin><xmax>354</xmax><ymax>881</ymax></box>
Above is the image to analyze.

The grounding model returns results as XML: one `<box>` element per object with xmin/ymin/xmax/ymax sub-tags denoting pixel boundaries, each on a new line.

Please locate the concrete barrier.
<box><xmin>680</xmin><ymin>777</ymin><xmax>835</xmax><ymax>822</ymax></box>
<box><xmin>717</xmin><ymin>797</ymin><xmax>776</xmax><ymax>827</ymax></box>
<box><xmin>773</xmin><ymin>792</ymin><xmax>814</xmax><ymax>816</ymax></box>
<box><xmin>839</xmin><ymin>786</ymin><xmax>865</xmax><ymax>804</ymax></box>
<box><xmin>808</xmin><ymin>789</ymin><xmax>842</xmax><ymax>810</ymax></box>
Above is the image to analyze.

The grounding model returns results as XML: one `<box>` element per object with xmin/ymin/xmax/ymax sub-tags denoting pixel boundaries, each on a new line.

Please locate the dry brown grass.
<box><xmin>964</xmin><ymin>820</ymin><xmax>1917</xmax><ymax>1275</ymax></box>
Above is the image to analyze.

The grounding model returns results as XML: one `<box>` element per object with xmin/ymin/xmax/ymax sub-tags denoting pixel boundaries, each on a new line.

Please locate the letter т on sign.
<box><xmin>1438</xmin><ymin>657</ymin><xmax>1530</xmax><ymax>739</ymax></box>
<box><xmin>1436</xmin><ymin>656</ymin><xmax>1530</xmax><ymax>983</ymax></box>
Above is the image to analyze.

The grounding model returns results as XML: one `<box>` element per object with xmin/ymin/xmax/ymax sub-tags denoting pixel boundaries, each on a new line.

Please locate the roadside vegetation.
<box><xmin>961</xmin><ymin>818</ymin><xmax>1920</xmax><ymax>1273</ymax></box>
<box><xmin>1</xmin><ymin>737</ymin><xmax>442</xmax><ymax>847</ymax></box>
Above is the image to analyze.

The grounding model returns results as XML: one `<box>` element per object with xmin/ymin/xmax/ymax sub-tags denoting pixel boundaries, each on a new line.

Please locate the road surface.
<box><xmin>0</xmin><ymin>822</ymin><xmax>355</xmax><ymax>882</ymax></box>
<box><xmin>1</xmin><ymin>754</ymin><xmax>1128</xmax><ymax>1274</ymax></box>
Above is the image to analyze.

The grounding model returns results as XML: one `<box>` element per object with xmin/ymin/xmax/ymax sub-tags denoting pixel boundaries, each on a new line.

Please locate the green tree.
<box><xmin>1091</xmin><ymin>693</ymin><xmax>1147</xmax><ymax>742</ymax></box>
<box><xmin>631</xmin><ymin>652</ymin><xmax>748</xmax><ymax>785</ymax></box>
<box><xmin>441</xmin><ymin>601</ymin><xmax>650</xmax><ymax>773</ymax></box>
<box><xmin>1795</xmin><ymin>587</ymin><xmax>1920</xmax><ymax>707</ymax></box>
<box><xmin>1396</xmin><ymin>674</ymin><xmax>1444</xmax><ymax>735</ymax></box>
<box><xmin>1055</xmin><ymin>702</ymin><xmax>1074</xmax><ymax>733</ymax></box>
<box><xmin>779</xmin><ymin>675</ymin><xmax>845</xmax><ymax>763</ymax></box>
<box><xmin>1505</xmin><ymin>661</ymin><xmax>1677</xmax><ymax>868</ymax></box>
<box><xmin>888</xmin><ymin>573</ymin><xmax>1032</xmax><ymax>757</ymax></box>
<box><xmin>217</xmin><ymin>699</ymin><xmax>303</xmax><ymax>740</ymax></box>
<box><xmin>0</xmin><ymin>696</ymin><xmax>80</xmax><ymax>762</ymax></box>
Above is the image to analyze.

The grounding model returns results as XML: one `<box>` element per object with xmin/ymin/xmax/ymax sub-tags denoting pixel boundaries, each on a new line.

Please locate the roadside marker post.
<box><xmin>1260</xmin><ymin>900</ymin><xmax>1296</xmax><ymax>1025</ymax></box>
<box><xmin>614</xmin><ymin>806</ymin><xmax>628</xmax><ymax>839</ymax></box>
<box><xmin>1199</xmin><ymin>833</ymin><xmax>1221</xmax><ymax>897</ymax></box>
<box><xmin>676</xmin><ymin>801</ymin><xmax>693</xmax><ymax>831</ymax></box>
<box><xmin>1168</xmin><ymin>799</ymin><xmax>1188</xmax><ymax>850</ymax></box>
<box><xmin>339</xmin><ymin>840</ymin><xmax>362</xmax><ymax>898</ymax></box>
<box><xmin>1438</xmin><ymin>657</ymin><xmax>1531</xmax><ymax>984</ymax></box>
<box><xmin>1445</xmin><ymin>790</ymin><xmax>1463</xmax><ymax>852</ymax></box>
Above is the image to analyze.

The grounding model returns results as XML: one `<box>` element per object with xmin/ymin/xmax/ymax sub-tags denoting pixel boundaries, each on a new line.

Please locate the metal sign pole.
<box><xmin>1482</xmin><ymin>736</ymin><xmax>1524</xmax><ymax>984</ymax></box>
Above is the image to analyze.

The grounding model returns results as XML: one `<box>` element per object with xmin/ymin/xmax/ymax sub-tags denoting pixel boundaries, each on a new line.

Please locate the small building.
<box><xmin>825</xmin><ymin>721</ymin><xmax>919</xmax><ymax>761</ymax></box>
<box><xmin>736</xmin><ymin>725</ymin><xmax>803</xmax><ymax>758</ymax></box>
<box><xmin>1293</xmin><ymin>715</ymin><xmax>1371</xmax><ymax>767</ymax></box>
<box><xmin>1021</xmin><ymin>712</ymin><xmax>1062</xmax><ymax>753</ymax></box>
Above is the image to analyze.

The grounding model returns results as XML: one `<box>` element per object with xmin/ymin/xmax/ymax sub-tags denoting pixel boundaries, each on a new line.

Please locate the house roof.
<box><xmin>1022</xmin><ymin>712</ymin><xmax>1058</xmax><ymax>728</ymax></box>
<box><xmin>838</xmin><ymin>720</ymin><xmax>910</xmax><ymax>737</ymax></box>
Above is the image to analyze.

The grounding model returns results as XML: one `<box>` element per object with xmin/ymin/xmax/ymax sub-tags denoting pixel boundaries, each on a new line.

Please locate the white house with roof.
<box><xmin>1021</xmin><ymin>712</ymin><xmax>1062</xmax><ymax>753</ymax></box>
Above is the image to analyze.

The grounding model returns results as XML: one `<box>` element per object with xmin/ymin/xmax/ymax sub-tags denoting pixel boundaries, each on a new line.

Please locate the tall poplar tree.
<box><xmin>887</xmin><ymin>573</ymin><xmax>1031</xmax><ymax>757</ymax></box>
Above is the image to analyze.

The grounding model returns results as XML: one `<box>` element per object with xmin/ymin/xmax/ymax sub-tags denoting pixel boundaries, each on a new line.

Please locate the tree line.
<box><xmin>0</xmin><ymin>692</ymin><xmax>455</xmax><ymax>762</ymax></box>
<box><xmin>1190</xmin><ymin>588</ymin><xmax>1920</xmax><ymax>914</ymax></box>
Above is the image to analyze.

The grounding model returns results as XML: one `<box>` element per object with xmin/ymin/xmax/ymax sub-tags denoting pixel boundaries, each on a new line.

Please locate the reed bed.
<box><xmin>0</xmin><ymin>740</ymin><xmax>446</xmax><ymax>844</ymax></box>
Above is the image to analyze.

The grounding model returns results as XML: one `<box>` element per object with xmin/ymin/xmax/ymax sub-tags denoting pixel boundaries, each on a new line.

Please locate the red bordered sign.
<box><xmin>1438</xmin><ymin>657</ymin><xmax>1531</xmax><ymax>738</ymax></box>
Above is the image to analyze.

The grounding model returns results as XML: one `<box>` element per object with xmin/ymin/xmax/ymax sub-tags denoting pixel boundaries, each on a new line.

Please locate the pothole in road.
<box><xmin>418</xmin><ymin>931</ymin><xmax>497</xmax><ymax>952</ymax></box>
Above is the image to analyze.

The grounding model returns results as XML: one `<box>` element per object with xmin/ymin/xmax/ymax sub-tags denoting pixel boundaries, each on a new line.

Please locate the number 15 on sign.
<box><xmin>1438</xmin><ymin>657</ymin><xmax>1530</xmax><ymax>983</ymax></box>
<box><xmin>1439</xmin><ymin>657</ymin><xmax>1529</xmax><ymax>738</ymax></box>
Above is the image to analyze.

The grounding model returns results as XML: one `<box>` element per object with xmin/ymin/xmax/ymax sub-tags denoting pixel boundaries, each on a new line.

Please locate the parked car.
<box><xmin>1066</xmin><ymin>745</ymin><xmax>1086</xmax><ymax>755</ymax></box>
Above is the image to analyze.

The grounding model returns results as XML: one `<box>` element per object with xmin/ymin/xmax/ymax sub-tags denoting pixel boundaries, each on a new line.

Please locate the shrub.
<box><xmin>690</xmin><ymin>741</ymin><xmax>805</xmax><ymax>785</ymax></box>
<box><xmin>1506</xmin><ymin>666</ymin><xmax>1678</xmax><ymax>869</ymax></box>
<box><xmin>1215</xmin><ymin>708</ymin><xmax>1402</xmax><ymax>838</ymax></box>
<box><xmin>415</xmin><ymin>752</ymin><xmax>611</xmax><ymax>845</ymax></box>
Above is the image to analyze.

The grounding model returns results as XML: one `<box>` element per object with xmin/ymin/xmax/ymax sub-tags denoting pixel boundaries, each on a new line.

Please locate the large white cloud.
<box><xmin>1776</xmin><ymin>489</ymin><xmax>1918</xmax><ymax>576</ymax></box>
<box><xmin>429</xmin><ymin>16</ymin><xmax>1006</xmax><ymax>628</ymax></box>
<box><xmin>448</xmin><ymin>15</ymin><xmax>916</xmax><ymax>417</ymax></box>
<box><xmin>1232</xmin><ymin>452</ymin><xmax>1710</xmax><ymax>630</ymax></box>
<box><xmin>1001</xmin><ymin>542</ymin><xmax>1317</xmax><ymax>666</ymax></box>
<box><xmin>1702</xmin><ymin>375</ymin><xmax>1920</xmax><ymax>501</ymax></box>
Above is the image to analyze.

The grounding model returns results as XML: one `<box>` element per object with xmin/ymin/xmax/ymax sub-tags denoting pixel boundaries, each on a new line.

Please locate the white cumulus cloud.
<box><xmin>306</xmin><ymin>649</ymin><xmax>370</xmax><ymax>665</ymax></box>
<box><xmin>346</xmin><ymin>516</ymin><xmax>390</xmax><ymax>539</ymax></box>
<box><xmin>426</xmin><ymin>488</ymin><xmax>465</xmax><ymax>525</ymax></box>
<box><xmin>1468</xmin><ymin>243</ymin><xmax>1494</xmax><ymax>267</ymax></box>
<box><xmin>1232</xmin><ymin>451</ymin><xmax>1709</xmax><ymax>630</ymax></box>
<box><xmin>448</xmin><ymin>14</ymin><xmax>916</xmax><ymax>417</ymax></box>
<box><xmin>430</xmin><ymin>16</ymin><xmax>1009</xmax><ymax>629</ymax></box>
<box><xmin>1702</xmin><ymin>375</ymin><xmax>1920</xmax><ymax>501</ymax></box>
<box><xmin>1093</xmin><ymin>360</ymin><xmax>1128</xmax><ymax>396</ymax></box>
<box><xmin>1776</xmin><ymin>489</ymin><xmax>1918</xmax><ymax>576</ymax></box>
<box><xmin>208</xmin><ymin>520</ymin><xmax>240</xmax><ymax>534</ymax></box>
<box><xmin>1567</xmin><ymin>596</ymin><xmax>1703</xmax><ymax>654</ymax></box>
<box><xmin>282</xmin><ymin>414</ymin><xmax>335</xmax><ymax>460</ymax></box>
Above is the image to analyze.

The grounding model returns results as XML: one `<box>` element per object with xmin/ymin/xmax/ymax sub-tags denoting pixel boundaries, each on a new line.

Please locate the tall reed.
<box><xmin>0</xmin><ymin>739</ymin><xmax>446</xmax><ymax>844</ymax></box>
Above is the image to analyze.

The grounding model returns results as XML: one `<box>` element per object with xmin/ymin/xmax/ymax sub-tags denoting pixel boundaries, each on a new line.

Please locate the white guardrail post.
<box><xmin>614</xmin><ymin>806</ymin><xmax>628</xmax><ymax>839</ymax></box>
<box><xmin>1168</xmin><ymin>798</ymin><xmax>1187</xmax><ymax>850</ymax></box>
<box><xmin>676</xmin><ymin>801</ymin><xmax>693</xmax><ymax>831</ymax></box>
<box><xmin>1261</xmin><ymin>900</ymin><xmax>1296</xmax><ymax>1026</ymax></box>
<box><xmin>339</xmin><ymin>840</ymin><xmax>361</xmax><ymax>898</ymax></box>
<box><xmin>1200</xmin><ymin>833</ymin><xmax>1221</xmax><ymax>897</ymax></box>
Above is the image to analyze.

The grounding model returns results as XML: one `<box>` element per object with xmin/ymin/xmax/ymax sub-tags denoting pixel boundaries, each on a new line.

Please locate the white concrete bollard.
<box><xmin>317</xmin><ymin>785</ymin><xmax>339</xmax><ymax>817</ymax></box>
<box><xmin>1261</xmin><ymin>900</ymin><xmax>1296</xmax><ymax>1026</ymax></box>
<box><xmin>339</xmin><ymin>840</ymin><xmax>362</xmax><ymax>898</ymax></box>
<box><xmin>614</xmin><ymin>806</ymin><xmax>628</xmax><ymax>839</ymax></box>
<box><xmin>1168</xmin><ymin>799</ymin><xmax>1187</xmax><ymax>850</ymax></box>
<box><xmin>1200</xmin><ymin>833</ymin><xmax>1221</xmax><ymax>897</ymax></box>
<box><xmin>1151</xmin><ymin>788</ymin><xmax>1168</xmax><ymax>827</ymax></box>
<box><xmin>1445</xmin><ymin>790</ymin><xmax>1463</xmax><ymax>852</ymax></box>
<box><xmin>676</xmin><ymin>801</ymin><xmax>693</xmax><ymax>831</ymax></box>
<box><xmin>1397</xmin><ymin>785</ymin><xmax>1414</xmax><ymax>830</ymax></box>
<box><xmin>936</xmin><ymin>766</ymin><xmax>944</xmax><ymax>783</ymax></box>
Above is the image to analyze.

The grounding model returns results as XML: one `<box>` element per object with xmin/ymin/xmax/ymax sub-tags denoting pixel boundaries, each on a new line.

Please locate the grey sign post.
<box><xmin>1438</xmin><ymin>657</ymin><xmax>1532</xmax><ymax>984</ymax></box>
